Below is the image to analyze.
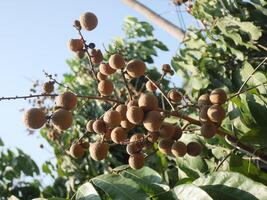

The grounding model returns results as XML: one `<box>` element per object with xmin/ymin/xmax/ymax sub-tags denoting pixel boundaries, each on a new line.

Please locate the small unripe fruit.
<box><xmin>90</xmin><ymin>49</ymin><xmax>103</xmax><ymax>65</ymax></box>
<box><xmin>120</xmin><ymin>119</ymin><xmax>135</xmax><ymax>131</ymax></box>
<box><xmin>86</xmin><ymin>120</ymin><xmax>95</xmax><ymax>132</ymax></box>
<box><xmin>126</xmin><ymin>59</ymin><xmax>146</xmax><ymax>78</ymax></box>
<box><xmin>147</xmin><ymin>132</ymin><xmax>159</xmax><ymax>143</ymax></box>
<box><xmin>111</xmin><ymin>127</ymin><xmax>127</xmax><ymax>143</ymax></box>
<box><xmin>145</xmin><ymin>81</ymin><xmax>157</xmax><ymax>92</ymax></box>
<box><xmin>98</xmin><ymin>80</ymin><xmax>114</xmax><ymax>96</ymax></box>
<box><xmin>210</xmin><ymin>88</ymin><xmax>227</xmax><ymax>105</ymax></box>
<box><xmin>160</xmin><ymin>122</ymin><xmax>175</xmax><ymax>139</ymax></box>
<box><xmin>171</xmin><ymin>141</ymin><xmax>187</xmax><ymax>157</ymax></box>
<box><xmin>187</xmin><ymin>142</ymin><xmax>202</xmax><ymax>156</ymax></box>
<box><xmin>201</xmin><ymin>123</ymin><xmax>217</xmax><ymax>138</ymax></box>
<box><xmin>43</xmin><ymin>82</ymin><xmax>54</xmax><ymax>94</ymax></box>
<box><xmin>167</xmin><ymin>89</ymin><xmax>182</xmax><ymax>103</ymax></box>
<box><xmin>97</xmin><ymin>72</ymin><xmax>107</xmax><ymax>81</ymax></box>
<box><xmin>138</xmin><ymin>93</ymin><xmax>158</xmax><ymax>111</ymax></box>
<box><xmin>99</xmin><ymin>63</ymin><xmax>116</xmax><ymax>75</ymax></box>
<box><xmin>143</xmin><ymin>110</ymin><xmax>162</xmax><ymax>132</ymax></box>
<box><xmin>198</xmin><ymin>94</ymin><xmax>211</xmax><ymax>108</ymax></box>
<box><xmin>56</xmin><ymin>91</ymin><xmax>77</xmax><ymax>110</ymax></box>
<box><xmin>103</xmin><ymin>110</ymin><xmax>121</xmax><ymax>128</ymax></box>
<box><xmin>126</xmin><ymin>106</ymin><xmax>144</xmax><ymax>124</ymax></box>
<box><xmin>207</xmin><ymin>105</ymin><xmax>226</xmax><ymax>123</ymax></box>
<box><xmin>199</xmin><ymin>106</ymin><xmax>211</xmax><ymax>124</ymax></box>
<box><xmin>23</xmin><ymin>108</ymin><xmax>46</xmax><ymax>129</ymax></box>
<box><xmin>127</xmin><ymin>99</ymin><xmax>138</xmax><ymax>107</ymax></box>
<box><xmin>68</xmin><ymin>39</ymin><xmax>83</xmax><ymax>52</ymax></box>
<box><xmin>51</xmin><ymin>109</ymin><xmax>73</xmax><ymax>131</ymax></box>
<box><xmin>89</xmin><ymin>142</ymin><xmax>109</xmax><ymax>161</ymax></box>
<box><xmin>70</xmin><ymin>143</ymin><xmax>84</xmax><ymax>158</ymax></box>
<box><xmin>92</xmin><ymin>119</ymin><xmax>106</xmax><ymax>134</ymax></box>
<box><xmin>80</xmin><ymin>12</ymin><xmax>98</xmax><ymax>31</ymax></box>
<box><xmin>109</xmin><ymin>54</ymin><xmax>125</xmax><ymax>69</ymax></box>
<box><xmin>172</xmin><ymin>126</ymin><xmax>182</xmax><ymax>140</ymax></box>
<box><xmin>128</xmin><ymin>153</ymin><xmax>145</xmax><ymax>169</ymax></box>
<box><xmin>115</xmin><ymin>105</ymin><xmax>127</xmax><ymax>120</ymax></box>
<box><xmin>158</xmin><ymin>139</ymin><xmax>174</xmax><ymax>154</ymax></box>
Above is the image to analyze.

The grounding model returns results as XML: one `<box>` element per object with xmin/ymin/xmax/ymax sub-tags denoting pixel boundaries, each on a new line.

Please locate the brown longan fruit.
<box><xmin>167</xmin><ymin>89</ymin><xmax>182</xmax><ymax>103</ymax></box>
<box><xmin>99</xmin><ymin>63</ymin><xmax>116</xmax><ymax>75</ymax></box>
<box><xmin>97</xmin><ymin>72</ymin><xmax>107</xmax><ymax>81</ymax></box>
<box><xmin>81</xmin><ymin>141</ymin><xmax>90</xmax><ymax>149</ymax></box>
<box><xmin>126</xmin><ymin>106</ymin><xmax>144</xmax><ymax>124</ymax></box>
<box><xmin>171</xmin><ymin>141</ymin><xmax>187</xmax><ymax>157</ymax></box>
<box><xmin>162</xmin><ymin>64</ymin><xmax>172</xmax><ymax>73</ymax></box>
<box><xmin>98</xmin><ymin>80</ymin><xmax>114</xmax><ymax>96</ymax></box>
<box><xmin>89</xmin><ymin>142</ymin><xmax>109</xmax><ymax>161</ymax></box>
<box><xmin>115</xmin><ymin>105</ymin><xmax>127</xmax><ymax>120</ymax></box>
<box><xmin>70</xmin><ymin>143</ymin><xmax>84</xmax><ymax>158</ymax></box>
<box><xmin>207</xmin><ymin>105</ymin><xmax>226</xmax><ymax>123</ymax></box>
<box><xmin>210</xmin><ymin>88</ymin><xmax>227</xmax><ymax>105</ymax></box>
<box><xmin>92</xmin><ymin>119</ymin><xmax>106</xmax><ymax>134</ymax></box>
<box><xmin>79</xmin><ymin>12</ymin><xmax>98</xmax><ymax>31</ymax></box>
<box><xmin>197</xmin><ymin>94</ymin><xmax>211</xmax><ymax>108</ymax></box>
<box><xmin>47</xmin><ymin>130</ymin><xmax>60</xmax><ymax>141</ymax></box>
<box><xmin>172</xmin><ymin>126</ymin><xmax>182</xmax><ymax>140</ymax></box>
<box><xmin>120</xmin><ymin>119</ymin><xmax>135</xmax><ymax>131</ymax></box>
<box><xmin>127</xmin><ymin>99</ymin><xmax>138</xmax><ymax>107</ymax></box>
<box><xmin>68</xmin><ymin>39</ymin><xmax>84</xmax><ymax>52</ymax></box>
<box><xmin>90</xmin><ymin>49</ymin><xmax>103</xmax><ymax>65</ymax></box>
<box><xmin>187</xmin><ymin>142</ymin><xmax>202</xmax><ymax>156</ymax></box>
<box><xmin>158</xmin><ymin>139</ymin><xmax>174</xmax><ymax>154</ymax></box>
<box><xmin>145</xmin><ymin>81</ymin><xmax>157</xmax><ymax>92</ymax></box>
<box><xmin>201</xmin><ymin>123</ymin><xmax>217</xmax><ymax>138</ymax></box>
<box><xmin>108</xmin><ymin>54</ymin><xmax>125</xmax><ymax>69</ymax></box>
<box><xmin>128</xmin><ymin>153</ymin><xmax>145</xmax><ymax>169</ymax></box>
<box><xmin>199</xmin><ymin>105</ymin><xmax>211</xmax><ymax>124</ymax></box>
<box><xmin>126</xmin><ymin>59</ymin><xmax>146</xmax><ymax>78</ymax></box>
<box><xmin>147</xmin><ymin>132</ymin><xmax>159</xmax><ymax>143</ymax></box>
<box><xmin>56</xmin><ymin>91</ymin><xmax>77</xmax><ymax>110</ymax></box>
<box><xmin>86</xmin><ymin>120</ymin><xmax>95</xmax><ymax>132</ymax></box>
<box><xmin>103</xmin><ymin>110</ymin><xmax>121</xmax><ymax>128</ymax></box>
<box><xmin>51</xmin><ymin>109</ymin><xmax>73</xmax><ymax>131</ymax></box>
<box><xmin>43</xmin><ymin>82</ymin><xmax>54</xmax><ymax>94</ymax></box>
<box><xmin>111</xmin><ymin>127</ymin><xmax>127</xmax><ymax>144</ymax></box>
<box><xmin>160</xmin><ymin>122</ymin><xmax>175</xmax><ymax>139</ymax></box>
<box><xmin>126</xmin><ymin>143</ymin><xmax>142</xmax><ymax>155</ymax></box>
<box><xmin>138</xmin><ymin>93</ymin><xmax>158</xmax><ymax>111</ymax></box>
<box><xmin>23</xmin><ymin>108</ymin><xmax>46</xmax><ymax>129</ymax></box>
<box><xmin>143</xmin><ymin>110</ymin><xmax>162</xmax><ymax>132</ymax></box>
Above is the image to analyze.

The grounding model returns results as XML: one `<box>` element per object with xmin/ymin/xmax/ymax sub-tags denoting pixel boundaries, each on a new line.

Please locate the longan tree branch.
<box><xmin>121</xmin><ymin>70</ymin><xmax>133</xmax><ymax>100</ymax></box>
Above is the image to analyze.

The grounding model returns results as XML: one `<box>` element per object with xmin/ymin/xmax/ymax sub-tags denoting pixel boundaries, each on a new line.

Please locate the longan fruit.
<box><xmin>210</xmin><ymin>88</ymin><xmax>227</xmax><ymax>105</ymax></box>
<box><xmin>127</xmin><ymin>99</ymin><xmax>138</xmax><ymax>107</ymax></box>
<box><xmin>201</xmin><ymin>123</ymin><xmax>217</xmax><ymax>138</ymax></box>
<box><xmin>43</xmin><ymin>82</ymin><xmax>54</xmax><ymax>94</ymax></box>
<box><xmin>97</xmin><ymin>72</ymin><xmax>107</xmax><ymax>81</ymax></box>
<box><xmin>143</xmin><ymin>110</ymin><xmax>162</xmax><ymax>132</ymax></box>
<box><xmin>126</xmin><ymin>106</ymin><xmax>144</xmax><ymax>124</ymax></box>
<box><xmin>187</xmin><ymin>142</ymin><xmax>202</xmax><ymax>156</ymax></box>
<box><xmin>126</xmin><ymin>59</ymin><xmax>146</xmax><ymax>78</ymax></box>
<box><xmin>90</xmin><ymin>49</ymin><xmax>103</xmax><ymax>65</ymax></box>
<box><xmin>167</xmin><ymin>89</ymin><xmax>182</xmax><ymax>103</ymax></box>
<box><xmin>207</xmin><ymin>105</ymin><xmax>226</xmax><ymax>123</ymax></box>
<box><xmin>199</xmin><ymin>105</ymin><xmax>211</xmax><ymax>124</ymax></box>
<box><xmin>68</xmin><ymin>39</ymin><xmax>84</xmax><ymax>52</ymax></box>
<box><xmin>89</xmin><ymin>142</ymin><xmax>109</xmax><ymax>161</ymax></box>
<box><xmin>79</xmin><ymin>12</ymin><xmax>98</xmax><ymax>31</ymax></box>
<box><xmin>99</xmin><ymin>63</ymin><xmax>116</xmax><ymax>75</ymax></box>
<box><xmin>51</xmin><ymin>109</ymin><xmax>73</xmax><ymax>131</ymax></box>
<box><xmin>171</xmin><ymin>141</ymin><xmax>187</xmax><ymax>157</ymax></box>
<box><xmin>126</xmin><ymin>143</ymin><xmax>142</xmax><ymax>155</ymax></box>
<box><xmin>70</xmin><ymin>143</ymin><xmax>84</xmax><ymax>158</ymax></box>
<box><xmin>115</xmin><ymin>105</ymin><xmax>127</xmax><ymax>120</ymax></box>
<box><xmin>111</xmin><ymin>127</ymin><xmax>127</xmax><ymax>144</ymax></box>
<box><xmin>138</xmin><ymin>93</ymin><xmax>158</xmax><ymax>111</ymax></box>
<box><xmin>108</xmin><ymin>54</ymin><xmax>125</xmax><ymax>69</ymax></box>
<box><xmin>197</xmin><ymin>94</ymin><xmax>211</xmax><ymax>108</ymax></box>
<box><xmin>120</xmin><ymin>119</ymin><xmax>135</xmax><ymax>131</ymax></box>
<box><xmin>92</xmin><ymin>119</ymin><xmax>106</xmax><ymax>134</ymax></box>
<box><xmin>128</xmin><ymin>153</ymin><xmax>145</xmax><ymax>169</ymax></box>
<box><xmin>158</xmin><ymin>139</ymin><xmax>174</xmax><ymax>154</ymax></box>
<box><xmin>103</xmin><ymin>110</ymin><xmax>121</xmax><ymax>128</ymax></box>
<box><xmin>81</xmin><ymin>141</ymin><xmax>90</xmax><ymax>149</ymax></box>
<box><xmin>145</xmin><ymin>81</ymin><xmax>157</xmax><ymax>92</ymax></box>
<box><xmin>23</xmin><ymin>108</ymin><xmax>46</xmax><ymax>129</ymax></box>
<box><xmin>86</xmin><ymin>120</ymin><xmax>95</xmax><ymax>132</ymax></box>
<box><xmin>98</xmin><ymin>80</ymin><xmax>114</xmax><ymax>96</ymax></box>
<box><xmin>56</xmin><ymin>91</ymin><xmax>77</xmax><ymax>110</ymax></box>
<box><xmin>172</xmin><ymin>126</ymin><xmax>182</xmax><ymax>140</ymax></box>
<box><xmin>160</xmin><ymin>122</ymin><xmax>175</xmax><ymax>139</ymax></box>
<box><xmin>47</xmin><ymin>130</ymin><xmax>59</xmax><ymax>141</ymax></box>
<box><xmin>147</xmin><ymin>132</ymin><xmax>159</xmax><ymax>143</ymax></box>
<box><xmin>162</xmin><ymin>64</ymin><xmax>172</xmax><ymax>73</ymax></box>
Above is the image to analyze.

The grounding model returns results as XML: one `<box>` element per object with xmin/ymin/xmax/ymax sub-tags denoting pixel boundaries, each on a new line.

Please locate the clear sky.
<box><xmin>0</xmin><ymin>0</ymin><xmax>196</xmax><ymax>182</ymax></box>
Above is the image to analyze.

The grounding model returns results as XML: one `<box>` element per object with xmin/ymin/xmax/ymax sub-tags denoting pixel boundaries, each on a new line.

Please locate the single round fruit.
<box><xmin>47</xmin><ymin>130</ymin><xmax>59</xmax><ymax>141</ymax></box>
<box><xmin>43</xmin><ymin>82</ymin><xmax>54</xmax><ymax>94</ymax></box>
<box><xmin>160</xmin><ymin>122</ymin><xmax>175</xmax><ymax>139</ymax></box>
<box><xmin>98</xmin><ymin>80</ymin><xmax>114</xmax><ymax>96</ymax></box>
<box><xmin>115</xmin><ymin>105</ymin><xmax>127</xmax><ymax>120</ymax></box>
<box><xmin>89</xmin><ymin>142</ymin><xmax>109</xmax><ymax>161</ymax></box>
<box><xmin>51</xmin><ymin>109</ymin><xmax>73</xmax><ymax>131</ymax></box>
<box><xmin>207</xmin><ymin>105</ymin><xmax>226</xmax><ymax>123</ymax></box>
<box><xmin>138</xmin><ymin>93</ymin><xmax>158</xmax><ymax>111</ymax></box>
<box><xmin>199</xmin><ymin>105</ymin><xmax>211</xmax><ymax>124</ymax></box>
<box><xmin>86</xmin><ymin>120</ymin><xmax>95</xmax><ymax>132</ymax></box>
<box><xmin>172</xmin><ymin>126</ymin><xmax>182</xmax><ymax>140</ymax></box>
<box><xmin>128</xmin><ymin>153</ymin><xmax>145</xmax><ymax>169</ymax></box>
<box><xmin>97</xmin><ymin>72</ymin><xmax>107</xmax><ymax>81</ymax></box>
<box><xmin>126</xmin><ymin>106</ymin><xmax>144</xmax><ymax>124</ymax></box>
<box><xmin>99</xmin><ymin>63</ymin><xmax>116</xmax><ymax>75</ymax></box>
<box><xmin>201</xmin><ymin>123</ymin><xmax>217</xmax><ymax>138</ymax></box>
<box><xmin>111</xmin><ymin>127</ymin><xmax>127</xmax><ymax>143</ymax></box>
<box><xmin>167</xmin><ymin>89</ymin><xmax>182</xmax><ymax>103</ymax></box>
<box><xmin>120</xmin><ymin>119</ymin><xmax>135</xmax><ymax>131</ymax></box>
<box><xmin>79</xmin><ymin>12</ymin><xmax>98</xmax><ymax>31</ymax></box>
<box><xmin>143</xmin><ymin>110</ymin><xmax>162</xmax><ymax>132</ymax></box>
<box><xmin>92</xmin><ymin>119</ymin><xmax>106</xmax><ymax>134</ymax></box>
<box><xmin>127</xmin><ymin>99</ymin><xmax>138</xmax><ymax>107</ymax></box>
<box><xmin>162</xmin><ymin>64</ymin><xmax>172</xmax><ymax>73</ymax></box>
<box><xmin>147</xmin><ymin>132</ymin><xmax>159</xmax><ymax>143</ymax></box>
<box><xmin>70</xmin><ymin>143</ymin><xmax>84</xmax><ymax>158</ymax></box>
<box><xmin>90</xmin><ymin>49</ymin><xmax>103</xmax><ymax>65</ymax></box>
<box><xmin>68</xmin><ymin>39</ymin><xmax>84</xmax><ymax>52</ymax></box>
<box><xmin>145</xmin><ymin>81</ymin><xmax>157</xmax><ymax>92</ymax></box>
<box><xmin>103</xmin><ymin>110</ymin><xmax>121</xmax><ymax>128</ymax></box>
<box><xmin>210</xmin><ymin>88</ymin><xmax>227</xmax><ymax>105</ymax></box>
<box><xmin>56</xmin><ymin>91</ymin><xmax>77</xmax><ymax>110</ymax></box>
<box><xmin>171</xmin><ymin>141</ymin><xmax>187</xmax><ymax>157</ymax></box>
<box><xmin>126</xmin><ymin>59</ymin><xmax>146</xmax><ymax>78</ymax></box>
<box><xmin>197</xmin><ymin>94</ymin><xmax>211</xmax><ymax>108</ymax></box>
<box><xmin>158</xmin><ymin>139</ymin><xmax>174</xmax><ymax>154</ymax></box>
<box><xmin>126</xmin><ymin>143</ymin><xmax>142</xmax><ymax>155</ymax></box>
<box><xmin>108</xmin><ymin>54</ymin><xmax>125</xmax><ymax>69</ymax></box>
<box><xmin>187</xmin><ymin>142</ymin><xmax>202</xmax><ymax>156</ymax></box>
<box><xmin>23</xmin><ymin>108</ymin><xmax>46</xmax><ymax>129</ymax></box>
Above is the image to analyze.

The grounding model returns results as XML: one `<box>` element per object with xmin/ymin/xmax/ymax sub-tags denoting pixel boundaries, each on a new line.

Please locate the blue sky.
<box><xmin>0</xmin><ymin>0</ymin><xmax>195</xmax><ymax>180</ymax></box>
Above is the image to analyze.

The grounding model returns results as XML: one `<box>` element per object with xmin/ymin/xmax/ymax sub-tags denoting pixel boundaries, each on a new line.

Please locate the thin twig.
<box><xmin>121</xmin><ymin>70</ymin><xmax>133</xmax><ymax>100</ymax></box>
<box><xmin>214</xmin><ymin>150</ymin><xmax>234</xmax><ymax>172</ymax></box>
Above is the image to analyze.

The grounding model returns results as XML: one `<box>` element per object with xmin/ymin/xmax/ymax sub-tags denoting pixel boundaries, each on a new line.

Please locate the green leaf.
<box><xmin>76</xmin><ymin>182</ymin><xmax>101</xmax><ymax>200</ymax></box>
<box><xmin>0</xmin><ymin>137</ymin><xmax>3</xmax><ymax>146</ymax></box>
<box><xmin>172</xmin><ymin>184</ymin><xmax>213</xmax><ymax>200</ymax></box>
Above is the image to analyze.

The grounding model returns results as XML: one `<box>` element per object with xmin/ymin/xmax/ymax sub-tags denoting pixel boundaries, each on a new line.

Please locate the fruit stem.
<box><xmin>121</xmin><ymin>69</ymin><xmax>133</xmax><ymax>100</ymax></box>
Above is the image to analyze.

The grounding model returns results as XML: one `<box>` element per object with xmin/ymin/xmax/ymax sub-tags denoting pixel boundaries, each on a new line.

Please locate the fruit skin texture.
<box><xmin>160</xmin><ymin>122</ymin><xmax>175</xmax><ymax>139</ymax></box>
<box><xmin>172</xmin><ymin>126</ymin><xmax>182</xmax><ymax>140</ymax></box>
<box><xmin>23</xmin><ymin>108</ymin><xmax>46</xmax><ymax>129</ymax></box>
<box><xmin>108</xmin><ymin>54</ymin><xmax>125</xmax><ymax>69</ymax></box>
<box><xmin>68</xmin><ymin>39</ymin><xmax>84</xmax><ymax>52</ymax></box>
<box><xmin>115</xmin><ymin>105</ymin><xmax>127</xmax><ymax>120</ymax></box>
<box><xmin>171</xmin><ymin>141</ymin><xmax>187</xmax><ymax>157</ymax></box>
<box><xmin>197</xmin><ymin>94</ymin><xmax>211</xmax><ymax>108</ymax></box>
<box><xmin>127</xmin><ymin>99</ymin><xmax>138</xmax><ymax>107</ymax></box>
<box><xmin>143</xmin><ymin>110</ymin><xmax>162</xmax><ymax>132</ymax></box>
<box><xmin>146</xmin><ymin>81</ymin><xmax>157</xmax><ymax>92</ymax></box>
<box><xmin>43</xmin><ymin>82</ymin><xmax>54</xmax><ymax>94</ymax></box>
<box><xmin>126</xmin><ymin>143</ymin><xmax>142</xmax><ymax>155</ymax></box>
<box><xmin>207</xmin><ymin>104</ymin><xmax>226</xmax><ymax>123</ymax></box>
<box><xmin>97</xmin><ymin>72</ymin><xmax>107</xmax><ymax>81</ymax></box>
<box><xmin>187</xmin><ymin>142</ymin><xmax>202</xmax><ymax>156</ymax></box>
<box><xmin>199</xmin><ymin>105</ymin><xmax>211</xmax><ymax>124</ymax></box>
<box><xmin>158</xmin><ymin>139</ymin><xmax>174</xmax><ymax>154</ymax></box>
<box><xmin>80</xmin><ymin>12</ymin><xmax>98</xmax><ymax>31</ymax></box>
<box><xmin>201</xmin><ymin>123</ymin><xmax>217</xmax><ymax>138</ymax></box>
<box><xmin>111</xmin><ymin>127</ymin><xmax>127</xmax><ymax>144</ymax></box>
<box><xmin>126</xmin><ymin>59</ymin><xmax>146</xmax><ymax>78</ymax></box>
<box><xmin>56</xmin><ymin>91</ymin><xmax>77</xmax><ymax>110</ymax></box>
<box><xmin>89</xmin><ymin>142</ymin><xmax>109</xmax><ymax>161</ymax></box>
<box><xmin>210</xmin><ymin>88</ymin><xmax>227</xmax><ymax>105</ymax></box>
<box><xmin>86</xmin><ymin>120</ymin><xmax>95</xmax><ymax>132</ymax></box>
<box><xmin>103</xmin><ymin>110</ymin><xmax>121</xmax><ymax>128</ymax></box>
<box><xmin>92</xmin><ymin>119</ymin><xmax>107</xmax><ymax>134</ymax></box>
<box><xmin>120</xmin><ymin>119</ymin><xmax>135</xmax><ymax>131</ymax></box>
<box><xmin>147</xmin><ymin>132</ymin><xmax>159</xmax><ymax>143</ymax></box>
<box><xmin>98</xmin><ymin>80</ymin><xmax>114</xmax><ymax>96</ymax></box>
<box><xmin>128</xmin><ymin>153</ymin><xmax>145</xmax><ymax>169</ymax></box>
<box><xmin>90</xmin><ymin>49</ymin><xmax>103</xmax><ymax>65</ymax></box>
<box><xmin>99</xmin><ymin>63</ymin><xmax>116</xmax><ymax>75</ymax></box>
<box><xmin>138</xmin><ymin>93</ymin><xmax>158</xmax><ymax>111</ymax></box>
<box><xmin>167</xmin><ymin>89</ymin><xmax>182</xmax><ymax>103</ymax></box>
<box><xmin>70</xmin><ymin>143</ymin><xmax>85</xmax><ymax>158</ymax></box>
<box><xmin>51</xmin><ymin>109</ymin><xmax>73</xmax><ymax>131</ymax></box>
<box><xmin>126</xmin><ymin>106</ymin><xmax>144</xmax><ymax>124</ymax></box>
